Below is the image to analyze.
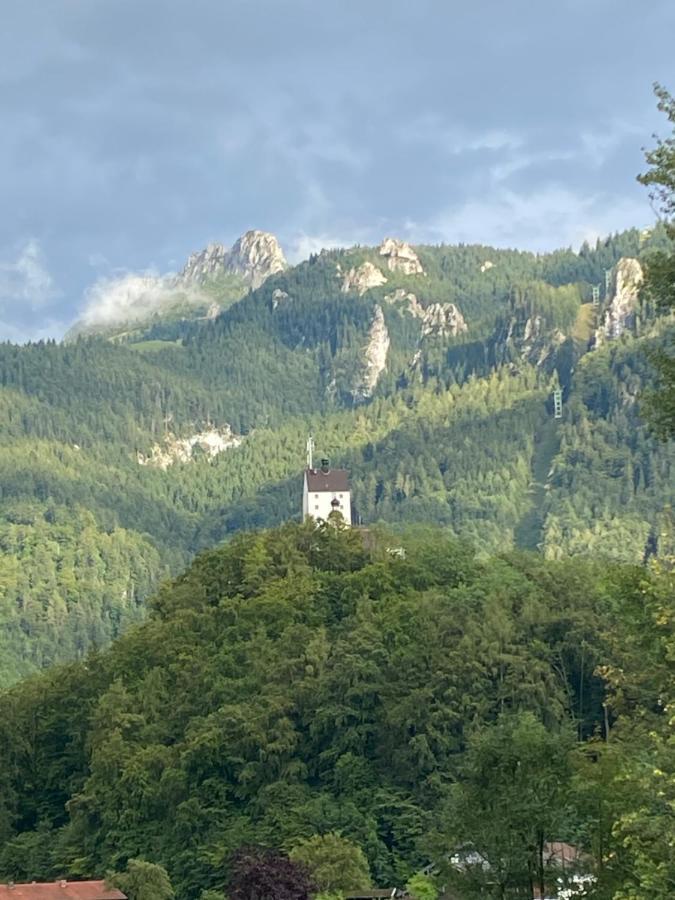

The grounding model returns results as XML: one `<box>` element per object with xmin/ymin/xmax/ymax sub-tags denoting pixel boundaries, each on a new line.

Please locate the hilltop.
<box><xmin>0</xmin><ymin>225</ymin><xmax>673</xmax><ymax>684</ymax></box>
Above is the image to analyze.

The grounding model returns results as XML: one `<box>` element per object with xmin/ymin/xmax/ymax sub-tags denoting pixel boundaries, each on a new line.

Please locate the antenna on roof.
<box><xmin>306</xmin><ymin>434</ymin><xmax>315</xmax><ymax>470</ymax></box>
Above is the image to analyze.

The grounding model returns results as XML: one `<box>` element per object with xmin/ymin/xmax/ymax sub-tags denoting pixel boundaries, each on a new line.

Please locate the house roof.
<box><xmin>305</xmin><ymin>467</ymin><xmax>350</xmax><ymax>492</ymax></box>
<box><xmin>0</xmin><ymin>883</ymin><xmax>126</xmax><ymax>899</ymax></box>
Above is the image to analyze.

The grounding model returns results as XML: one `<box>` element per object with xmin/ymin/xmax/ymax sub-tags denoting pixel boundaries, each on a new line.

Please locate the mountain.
<box><xmin>0</xmin><ymin>225</ymin><xmax>673</xmax><ymax>685</ymax></box>
<box><xmin>65</xmin><ymin>229</ymin><xmax>287</xmax><ymax>341</ymax></box>
<box><xmin>179</xmin><ymin>229</ymin><xmax>287</xmax><ymax>288</ymax></box>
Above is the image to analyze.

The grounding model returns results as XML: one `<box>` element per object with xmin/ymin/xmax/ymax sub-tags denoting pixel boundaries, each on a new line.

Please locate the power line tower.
<box><xmin>553</xmin><ymin>388</ymin><xmax>563</xmax><ymax>419</ymax></box>
<box><xmin>604</xmin><ymin>269</ymin><xmax>612</xmax><ymax>300</ymax></box>
<box><xmin>306</xmin><ymin>434</ymin><xmax>315</xmax><ymax>469</ymax></box>
<box><xmin>591</xmin><ymin>285</ymin><xmax>600</xmax><ymax>307</ymax></box>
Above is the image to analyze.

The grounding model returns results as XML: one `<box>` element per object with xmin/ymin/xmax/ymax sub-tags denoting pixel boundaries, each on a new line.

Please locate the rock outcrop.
<box><xmin>352</xmin><ymin>305</ymin><xmax>390</xmax><ymax>401</ymax></box>
<box><xmin>421</xmin><ymin>302</ymin><xmax>468</xmax><ymax>337</ymax></box>
<box><xmin>180</xmin><ymin>243</ymin><xmax>229</xmax><ymax>283</ymax></box>
<box><xmin>379</xmin><ymin>238</ymin><xmax>425</xmax><ymax>275</ymax></box>
<box><xmin>227</xmin><ymin>230</ymin><xmax>287</xmax><ymax>288</ymax></box>
<box><xmin>137</xmin><ymin>425</ymin><xmax>242</xmax><ymax>469</ymax></box>
<box><xmin>384</xmin><ymin>289</ymin><xmax>467</xmax><ymax>337</ymax></box>
<box><xmin>180</xmin><ymin>230</ymin><xmax>287</xmax><ymax>289</ymax></box>
<box><xmin>594</xmin><ymin>257</ymin><xmax>644</xmax><ymax>345</ymax></box>
<box><xmin>384</xmin><ymin>289</ymin><xmax>426</xmax><ymax>318</ymax></box>
<box><xmin>341</xmin><ymin>261</ymin><xmax>387</xmax><ymax>295</ymax></box>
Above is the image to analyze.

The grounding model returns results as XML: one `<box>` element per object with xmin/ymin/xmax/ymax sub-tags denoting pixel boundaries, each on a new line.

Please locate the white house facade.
<box><xmin>303</xmin><ymin>460</ymin><xmax>352</xmax><ymax>525</ymax></box>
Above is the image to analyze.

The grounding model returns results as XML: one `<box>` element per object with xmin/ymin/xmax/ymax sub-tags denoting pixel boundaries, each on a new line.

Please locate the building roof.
<box><xmin>0</xmin><ymin>883</ymin><xmax>126</xmax><ymax>899</ymax></box>
<box><xmin>305</xmin><ymin>467</ymin><xmax>350</xmax><ymax>492</ymax></box>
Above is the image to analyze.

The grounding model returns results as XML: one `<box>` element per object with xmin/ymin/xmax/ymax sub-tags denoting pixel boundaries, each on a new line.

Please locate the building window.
<box><xmin>315</xmin><ymin>494</ymin><xmax>319</xmax><ymax>499</ymax></box>
<box><xmin>315</xmin><ymin>505</ymin><xmax>319</xmax><ymax>511</ymax></box>
<box><xmin>339</xmin><ymin>493</ymin><xmax>343</xmax><ymax>498</ymax></box>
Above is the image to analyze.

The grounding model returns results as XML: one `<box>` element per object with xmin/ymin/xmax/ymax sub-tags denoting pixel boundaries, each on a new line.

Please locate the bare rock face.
<box><xmin>181</xmin><ymin>243</ymin><xmax>229</xmax><ymax>283</ymax></box>
<box><xmin>341</xmin><ymin>261</ymin><xmax>388</xmax><ymax>295</ymax></box>
<box><xmin>384</xmin><ymin>288</ymin><xmax>426</xmax><ymax>318</ymax></box>
<box><xmin>594</xmin><ymin>257</ymin><xmax>644</xmax><ymax>345</ymax></box>
<box><xmin>228</xmin><ymin>230</ymin><xmax>287</xmax><ymax>288</ymax></box>
<box><xmin>379</xmin><ymin>238</ymin><xmax>425</xmax><ymax>275</ymax></box>
<box><xmin>352</xmin><ymin>305</ymin><xmax>390</xmax><ymax>401</ymax></box>
<box><xmin>137</xmin><ymin>425</ymin><xmax>242</xmax><ymax>469</ymax></box>
<box><xmin>180</xmin><ymin>230</ymin><xmax>287</xmax><ymax>289</ymax></box>
<box><xmin>480</xmin><ymin>260</ymin><xmax>494</xmax><ymax>273</ymax></box>
<box><xmin>421</xmin><ymin>302</ymin><xmax>468</xmax><ymax>337</ymax></box>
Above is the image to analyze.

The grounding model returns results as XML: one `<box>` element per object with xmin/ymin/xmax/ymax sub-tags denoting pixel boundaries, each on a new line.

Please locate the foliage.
<box><xmin>0</xmin><ymin>229</ymin><xmax>673</xmax><ymax>684</ymax></box>
<box><xmin>435</xmin><ymin>712</ymin><xmax>574</xmax><ymax>898</ymax></box>
<box><xmin>638</xmin><ymin>83</ymin><xmax>675</xmax><ymax>437</ymax></box>
<box><xmin>289</xmin><ymin>832</ymin><xmax>371</xmax><ymax>895</ymax></box>
<box><xmin>0</xmin><ymin>524</ymin><xmax>672</xmax><ymax>898</ymax></box>
<box><xmin>405</xmin><ymin>872</ymin><xmax>438</xmax><ymax>900</ymax></box>
<box><xmin>109</xmin><ymin>859</ymin><xmax>175</xmax><ymax>900</ymax></box>
<box><xmin>227</xmin><ymin>847</ymin><xmax>315</xmax><ymax>900</ymax></box>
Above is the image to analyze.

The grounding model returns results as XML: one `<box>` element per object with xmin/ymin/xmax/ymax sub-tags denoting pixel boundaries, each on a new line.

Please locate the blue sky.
<box><xmin>1</xmin><ymin>0</ymin><xmax>674</xmax><ymax>341</ymax></box>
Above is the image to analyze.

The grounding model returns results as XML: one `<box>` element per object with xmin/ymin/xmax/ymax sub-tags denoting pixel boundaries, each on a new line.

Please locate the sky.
<box><xmin>1</xmin><ymin>0</ymin><xmax>674</xmax><ymax>341</ymax></box>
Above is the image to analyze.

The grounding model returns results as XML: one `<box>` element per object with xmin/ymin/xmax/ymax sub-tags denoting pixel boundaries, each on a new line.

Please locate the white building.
<box><xmin>302</xmin><ymin>441</ymin><xmax>352</xmax><ymax>525</ymax></box>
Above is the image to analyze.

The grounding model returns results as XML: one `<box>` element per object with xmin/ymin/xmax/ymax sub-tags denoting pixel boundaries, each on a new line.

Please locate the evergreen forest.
<box><xmin>0</xmin><ymin>227</ymin><xmax>673</xmax><ymax>684</ymax></box>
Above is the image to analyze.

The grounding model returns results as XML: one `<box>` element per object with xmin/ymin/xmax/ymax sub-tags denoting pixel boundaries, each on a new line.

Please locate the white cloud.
<box><xmin>412</xmin><ymin>185</ymin><xmax>651</xmax><ymax>252</ymax></box>
<box><xmin>287</xmin><ymin>231</ymin><xmax>360</xmax><ymax>262</ymax></box>
<box><xmin>79</xmin><ymin>271</ymin><xmax>202</xmax><ymax>328</ymax></box>
<box><xmin>0</xmin><ymin>239</ymin><xmax>58</xmax><ymax>312</ymax></box>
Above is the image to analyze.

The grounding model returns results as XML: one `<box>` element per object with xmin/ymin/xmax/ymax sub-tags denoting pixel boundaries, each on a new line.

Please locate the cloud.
<box><xmin>415</xmin><ymin>186</ymin><xmax>651</xmax><ymax>253</ymax></box>
<box><xmin>287</xmin><ymin>231</ymin><xmax>362</xmax><ymax>262</ymax></box>
<box><xmin>0</xmin><ymin>240</ymin><xmax>65</xmax><ymax>342</ymax></box>
<box><xmin>0</xmin><ymin>240</ymin><xmax>58</xmax><ymax>311</ymax></box>
<box><xmin>78</xmin><ymin>271</ymin><xmax>201</xmax><ymax>329</ymax></box>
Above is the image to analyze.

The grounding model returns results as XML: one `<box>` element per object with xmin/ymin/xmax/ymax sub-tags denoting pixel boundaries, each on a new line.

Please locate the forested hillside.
<box><xmin>0</xmin><ymin>227</ymin><xmax>673</xmax><ymax>684</ymax></box>
<box><xmin>0</xmin><ymin>523</ymin><xmax>672</xmax><ymax>899</ymax></box>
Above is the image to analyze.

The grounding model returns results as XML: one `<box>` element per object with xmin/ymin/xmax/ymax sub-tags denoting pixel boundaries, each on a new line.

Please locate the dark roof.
<box><xmin>0</xmin><ymin>883</ymin><xmax>126</xmax><ymax>899</ymax></box>
<box><xmin>305</xmin><ymin>467</ymin><xmax>350</xmax><ymax>492</ymax></box>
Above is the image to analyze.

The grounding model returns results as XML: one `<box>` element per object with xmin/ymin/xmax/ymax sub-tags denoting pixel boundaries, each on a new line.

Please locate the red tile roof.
<box><xmin>0</xmin><ymin>882</ymin><xmax>126</xmax><ymax>899</ymax></box>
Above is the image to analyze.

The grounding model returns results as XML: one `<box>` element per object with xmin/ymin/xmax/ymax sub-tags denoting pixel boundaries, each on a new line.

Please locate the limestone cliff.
<box><xmin>137</xmin><ymin>425</ymin><xmax>242</xmax><ymax>469</ymax></box>
<box><xmin>180</xmin><ymin>243</ymin><xmax>229</xmax><ymax>283</ymax></box>
<box><xmin>227</xmin><ymin>230</ymin><xmax>287</xmax><ymax>288</ymax></box>
<box><xmin>379</xmin><ymin>238</ymin><xmax>425</xmax><ymax>275</ymax></box>
<box><xmin>593</xmin><ymin>257</ymin><xmax>644</xmax><ymax>345</ymax></box>
<box><xmin>341</xmin><ymin>261</ymin><xmax>388</xmax><ymax>295</ymax></box>
<box><xmin>421</xmin><ymin>302</ymin><xmax>468</xmax><ymax>337</ymax></box>
<box><xmin>180</xmin><ymin>230</ymin><xmax>287</xmax><ymax>288</ymax></box>
<box><xmin>352</xmin><ymin>305</ymin><xmax>390</xmax><ymax>401</ymax></box>
<box><xmin>384</xmin><ymin>289</ymin><xmax>467</xmax><ymax>337</ymax></box>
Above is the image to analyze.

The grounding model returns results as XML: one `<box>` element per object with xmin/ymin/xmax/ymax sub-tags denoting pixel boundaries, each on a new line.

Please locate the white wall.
<box><xmin>303</xmin><ymin>475</ymin><xmax>352</xmax><ymax>524</ymax></box>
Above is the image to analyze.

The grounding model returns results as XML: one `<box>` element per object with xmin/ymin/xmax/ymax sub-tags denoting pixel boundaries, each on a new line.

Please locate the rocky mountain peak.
<box><xmin>180</xmin><ymin>230</ymin><xmax>287</xmax><ymax>289</ymax></box>
<box><xmin>180</xmin><ymin>243</ymin><xmax>229</xmax><ymax>283</ymax></box>
<box><xmin>379</xmin><ymin>238</ymin><xmax>425</xmax><ymax>275</ymax></box>
<box><xmin>228</xmin><ymin>230</ymin><xmax>288</xmax><ymax>288</ymax></box>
